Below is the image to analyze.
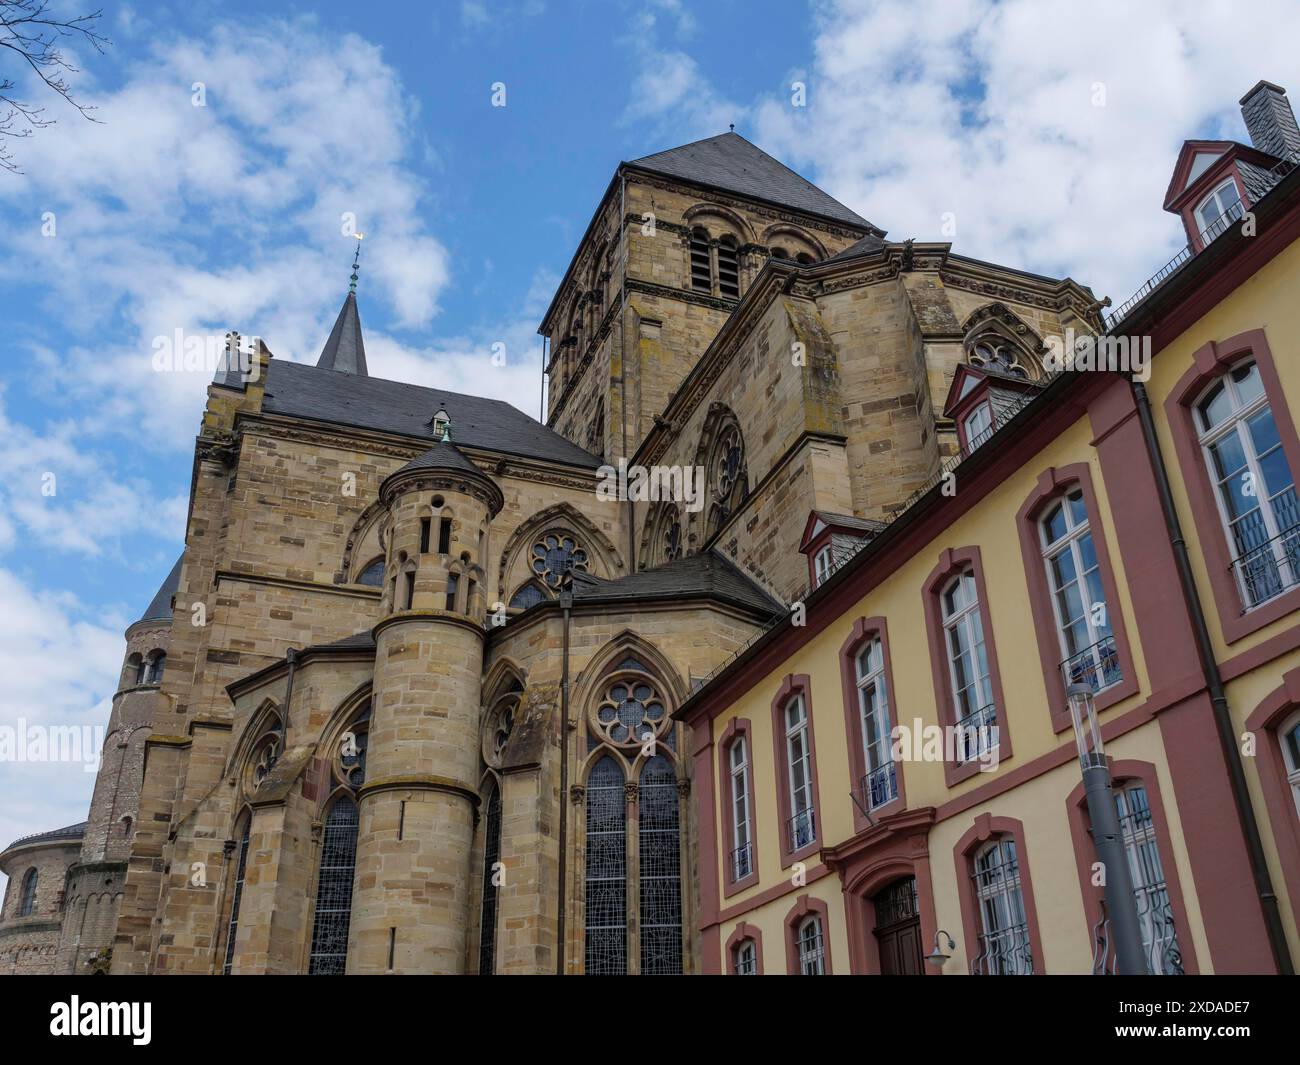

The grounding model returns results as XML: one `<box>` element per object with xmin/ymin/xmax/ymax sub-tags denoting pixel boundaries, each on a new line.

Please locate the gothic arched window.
<box><xmin>308</xmin><ymin>704</ymin><xmax>370</xmax><ymax>975</ymax></box>
<box><xmin>19</xmin><ymin>868</ymin><xmax>37</xmax><ymax>916</ymax></box>
<box><xmin>531</xmin><ymin>533</ymin><xmax>588</xmax><ymax>588</ymax></box>
<box><xmin>585</xmin><ymin>756</ymin><xmax>627</xmax><ymax>975</ymax></box>
<box><xmin>509</xmin><ymin>579</ymin><xmax>549</xmax><ymax>611</ymax></box>
<box><xmin>639</xmin><ymin>755</ymin><xmax>683</xmax><ymax>974</ymax></box>
<box><xmin>479</xmin><ymin>780</ymin><xmax>502</xmax><ymax>975</ymax></box>
<box><xmin>222</xmin><ymin>819</ymin><xmax>251</xmax><ymax>975</ymax></box>
<box><xmin>705</xmin><ymin>417</ymin><xmax>747</xmax><ymax>539</ymax></box>
<box><xmin>356</xmin><ymin>557</ymin><xmax>385</xmax><ymax>587</ymax></box>
<box><xmin>967</xmin><ymin>336</ymin><xmax>1031</xmax><ymax>379</ymax></box>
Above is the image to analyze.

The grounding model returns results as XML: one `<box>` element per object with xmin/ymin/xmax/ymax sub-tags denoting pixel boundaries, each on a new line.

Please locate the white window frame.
<box><xmin>963</xmin><ymin>402</ymin><xmax>994</xmax><ymax>451</ymax></box>
<box><xmin>1114</xmin><ymin>783</ymin><xmax>1182</xmax><ymax>975</ymax></box>
<box><xmin>1194</xmin><ymin>178</ymin><xmax>1243</xmax><ymax>241</ymax></box>
<box><xmin>784</xmin><ymin>695</ymin><xmax>815</xmax><ymax>848</ymax></box>
<box><xmin>972</xmin><ymin>838</ymin><xmax>1030</xmax><ymax>975</ymax></box>
<box><xmin>734</xmin><ymin>939</ymin><xmax>756</xmax><ymax>975</ymax></box>
<box><xmin>1281</xmin><ymin>709</ymin><xmax>1300</xmax><ymax>820</ymax></box>
<box><xmin>941</xmin><ymin>571</ymin><xmax>996</xmax><ymax>762</ymax></box>
<box><xmin>855</xmin><ymin>638</ymin><xmax>895</xmax><ymax>809</ymax></box>
<box><xmin>1196</xmin><ymin>361</ymin><xmax>1300</xmax><ymax>608</ymax></box>
<box><xmin>1040</xmin><ymin>490</ymin><xmax>1117</xmax><ymax>691</ymax></box>
<box><xmin>813</xmin><ymin>544</ymin><xmax>834</xmax><ymax>587</ymax></box>
<box><xmin>729</xmin><ymin>737</ymin><xmax>752</xmax><ymax>881</ymax></box>
<box><xmin>797</xmin><ymin>915</ymin><xmax>825</xmax><ymax>975</ymax></box>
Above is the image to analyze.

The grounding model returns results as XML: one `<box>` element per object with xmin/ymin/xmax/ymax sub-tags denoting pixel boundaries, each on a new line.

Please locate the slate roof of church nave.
<box><xmin>261</xmin><ymin>358</ymin><xmax>604</xmax><ymax>470</ymax></box>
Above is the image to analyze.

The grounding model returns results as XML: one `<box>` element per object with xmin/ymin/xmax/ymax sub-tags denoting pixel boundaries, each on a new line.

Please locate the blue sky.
<box><xmin>2</xmin><ymin>0</ymin><xmax>1299</xmax><ymax>855</ymax></box>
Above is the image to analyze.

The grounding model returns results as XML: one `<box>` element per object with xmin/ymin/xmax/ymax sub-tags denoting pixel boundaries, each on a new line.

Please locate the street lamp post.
<box><xmin>1066</xmin><ymin>682</ymin><xmax>1148</xmax><ymax>975</ymax></box>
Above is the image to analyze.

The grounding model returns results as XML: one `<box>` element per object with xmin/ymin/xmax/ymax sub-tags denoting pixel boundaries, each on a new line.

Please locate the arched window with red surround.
<box><xmin>1065</xmin><ymin>761</ymin><xmax>1195</xmax><ymax>975</ymax></box>
<box><xmin>1016</xmin><ymin>464</ymin><xmax>1138</xmax><ymax>732</ymax></box>
<box><xmin>783</xmin><ymin>895</ymin><xmax>833</xmax><ymax>975</ymax></box>
<box><xmin>769</xmin><ymin>675</ymin><xmax>821</xmax><ymax>868</ymax></box>
<box><xmin>922</xmin><ymin>548</ymin><xmax>1012</xmax><ymax>787</ymax></box>
<box><xmin>1165</xmin><ymin>329</ymin><xmax>1300</xmax><ymax>642</ymax></box>
<box><xmin>1245</xmin><ymin>670</ymin><xmax>1300</xmax><ymax>938</ymax></box>
<box><xmin>725</xmin><ymin>921</ymin><xmax>764</xmax><ymax>975</ymax></box>
<box><xmin>954</xmin><ymin>814</ymin><xmax>1043</xmax><ymax>976</ymax></box>
<box><xmin>717</xmin><ymin>718</ymin><xmax>759</xmax><ymax>896</ymax></box>
<box><xmin>838</xmin><ymin>617</ymin><xmax>904</xmax><ymax>830</ymax></box>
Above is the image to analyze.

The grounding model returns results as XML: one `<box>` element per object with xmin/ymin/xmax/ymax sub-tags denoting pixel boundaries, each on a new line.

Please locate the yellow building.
<box><xmin>680</xmin><ymin>81</ymin><xmax>1300</xmax><ymax>976</ymax></box>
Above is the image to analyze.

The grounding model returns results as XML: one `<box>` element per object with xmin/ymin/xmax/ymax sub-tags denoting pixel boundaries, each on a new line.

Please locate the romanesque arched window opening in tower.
<box><xmin>478</xmin><ymin>780</ymin><xmax>502</xmax><ymax>975</ymax></box>
<box><xmin>420</xmin><ymin>517</ymin><xmax>431</xmax><ymax>554</ymax></box>
<box><xmin>689</xmin><ymin>227</ymin><xmax>711</xmax><ymax>292</ymax></box>
<box><xmin>717</xmin><ymin>236</ymin><xmax>739</xmax><ymax>298</ymax></box>
<box><xmin>584</xmin><ymin>756</ymin><xmax>626</xmax><ymax>975</ymax></box>
<box><xmin>446</xmin><ymin>571</ymin><xmax>459</xmax><ymax>611</ymax></box>
<box><xmin>531</xmin><ymin>533</ymin><xmax>588</xmax><ymax>588</ymax></box>
<box><xmin>438</xmin><ymin>515</ymin><xmax>453</xmax><ymax>554</ymax></box>
<box><xmin>19</xmin><ymin>867</ymin><xmax>37</xmax><ymax>916</ymax></box>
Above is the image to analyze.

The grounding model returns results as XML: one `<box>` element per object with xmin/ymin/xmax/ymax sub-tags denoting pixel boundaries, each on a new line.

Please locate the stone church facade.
<box><xmin>1</xmin><ymin>132</ymin><xmax>1101</xmax><ymax>974</ymax></box>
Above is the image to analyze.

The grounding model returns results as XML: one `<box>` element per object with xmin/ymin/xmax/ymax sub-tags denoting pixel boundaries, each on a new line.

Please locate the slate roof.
<box><xmin>2</xmin><ymin>821</ymin><xmax>86</xmax><ymax>854</ymax></box>
<box><xmin>306</xmin><ymin>631</ymin><xmax>376</xmax><ymax>653</ymax></box>
<box><xmin>570</xmin><ymin>551</ymin><xmax>780</xmax><ymax>617</ymax></box>
<box><xmin>392</xmin><ymin>441</ymin><xmax>487</xmax><ymax>479</ymax></box>
<box><xmin>822</xmin><ymin>233</ymin><xmax>888</xmax><ymax>263</ymax></box>
<box><xmin>628</xmin><ymin>132</ymin><xmax>872</xmax><ymax>229</ymax></box>
<box><xmin>815</xmin><ymin>511</ymin><xmax>887</xmax><ymax>534</ymax></box>
<box><xmin>317</xmin><ymin>291</ymin><xmax>368</xmax><ymax>375</ymax></box>
<box><xmin>261</xmin><ymin>358</ymin><xmax>603</xmax><ymax>469</ymax></box>
<box><xmin>137</xmin><ymin>555</ymin><xmax>183</xmax><ymax>625</ymax></box>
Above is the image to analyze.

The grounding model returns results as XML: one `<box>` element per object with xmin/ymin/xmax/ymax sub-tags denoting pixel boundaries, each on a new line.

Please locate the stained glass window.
<box><xmin>479</xmin><ymin>782</ymin><xmax>502</xmax><ymax>975</ymax></box>
<box><xmin>531</xmin><ymin>533</ymin><xmax>588</xmax><ymax>588</ymax></box>
<box><xmin>307</xmin><ymin>800</ymin><xmax>359</xmax><ymax>975</ymax></box>
<box><xmin>585</xmin><ymin>757</ymin><xmax>627</xmax><ymax>975</ymax></box>
<box><xmin>222</xmin><ymin>821</ymin><xmax>250</xmax><ymax>975</ymax></box>
<box><xmin>639</xmin><ymin>756</ymin><xmax>683</xmax><ymax>974</ymax></box>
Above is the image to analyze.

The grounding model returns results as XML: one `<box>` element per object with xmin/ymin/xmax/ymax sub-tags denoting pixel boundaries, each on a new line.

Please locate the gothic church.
<box><xmin>0</xmin><ymin>132</ymin><xmax>1102</xmax><ymax>974</ymax></box>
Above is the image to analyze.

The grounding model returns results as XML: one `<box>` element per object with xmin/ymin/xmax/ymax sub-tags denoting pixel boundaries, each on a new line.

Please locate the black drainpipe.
<box><xmin>280</xmin><ymin>648</ymin><xmax>298</xmax><ymax>750</ymax></box>
<box><xmin>1132</xmin><ymin>379</ymin><xmax>1294</xmax><ymax>974</ymax></box>
<box><xmin>556</xmin><ymin>590</ymin><xmax>573</xmax><ymax>974</ymax></box>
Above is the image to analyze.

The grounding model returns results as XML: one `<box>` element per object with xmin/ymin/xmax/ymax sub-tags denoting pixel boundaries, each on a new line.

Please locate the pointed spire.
<box><xmin>317</xmin><ymin>235</ymin><xmax>368</xmax><ymax>375</ymax></box>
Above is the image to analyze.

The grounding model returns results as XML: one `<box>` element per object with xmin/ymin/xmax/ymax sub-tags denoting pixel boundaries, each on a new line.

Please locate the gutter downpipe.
<box><xmin>1131</xmin><ymin>378</ymin><xmax>1294</xmax><ymax>974</ymax></box>
<box><xmin>556</xmin><ymin>589</ymin><xmax>574</xmax><ymax>974</ymax></box>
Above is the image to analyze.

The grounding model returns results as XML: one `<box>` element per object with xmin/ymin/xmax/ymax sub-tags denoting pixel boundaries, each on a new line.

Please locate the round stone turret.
<box><xmin>347</xmin><ymin>442</ymin><xmax>502</xmax><ymax>973</ymax></box>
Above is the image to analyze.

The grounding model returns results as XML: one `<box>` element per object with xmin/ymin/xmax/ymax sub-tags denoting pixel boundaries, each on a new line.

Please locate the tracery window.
<box><xmin>222</xmin><ymin>819</ymin><xmax>250</xmax><ymax>975</ymax></box>
<box><xmin>639</xmin><ymin>755</ymin><xmax>683</xmax><ymax>975</ymax></box>
<box><xmin>706</xmin><ymin>419</ymin><xmax>747</xmax><ymax>538</ymax></box>
<box><xmin>585</xmin><ymin>756</ymin><xmax>627</xmax><ymax>975</ymax></box>
<box><xmin>479</xmin><ymin>781</ymin><xmax>502</xmax><ymax>975</ymax></box>
<box><xmin>967</xmin><ymin>336</ymin><xmax>1031</xmax><ymax>379</ymax></box>
<box><xmin>482</xmin><ymin>678</ymin><xmax>524</xmax><ymax>767</ymax></box>
<box><xmin>508</xmin><ymin>580</ymin><xmax>549</xmax><ymax>611</ymax></box>
<box><xmin>308</xmin><ymin>705</ymin><xmax>370</xmax><ymax>975</ymax></box>
<box><xmin>531</xmin><ymin>532</ymin><xmax>588</xmax><ymax>588</ymax></box>
<box><xmin>581</xmin><ymin>655</ymin><xmax>685</xmax><ymax>974</ymax></box>
<box><xmin>356</xmin><ymin>557</ymin><xmax>385</xmax><ymax>587</ymax></box>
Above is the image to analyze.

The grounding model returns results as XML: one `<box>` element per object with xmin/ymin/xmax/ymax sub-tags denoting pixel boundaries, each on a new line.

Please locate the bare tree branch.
<box><xmin>0</xmin><ymin>0</ymin><xmax>110</xmax><ymax>173</ymax></box>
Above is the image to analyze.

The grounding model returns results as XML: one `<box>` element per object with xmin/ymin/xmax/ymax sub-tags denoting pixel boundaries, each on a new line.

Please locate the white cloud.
<box><xmin>749</xmin><ymin>0</ymin><xmax>1300</xmax><ymax>301</ymax></box>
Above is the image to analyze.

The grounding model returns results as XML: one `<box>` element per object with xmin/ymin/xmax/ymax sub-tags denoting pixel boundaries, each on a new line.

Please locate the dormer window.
<box><xmin>1194</xmin><ymin>179</ymin><xmax>1243</xmax><ymax>242</ymax></box>
<box><xmin>432</xmin><ymin>407</ymin><xmax>451</xmax><ymax>441</ymax></box>
<box><xmin>963</xmin><ymin>402</ymin><xmax>994</xmax><ymax>452</ymax></box>
<box><xmin>813</xmin><ymin>545</ymin><xmax>834</xmax><ymax>588</ymax></box>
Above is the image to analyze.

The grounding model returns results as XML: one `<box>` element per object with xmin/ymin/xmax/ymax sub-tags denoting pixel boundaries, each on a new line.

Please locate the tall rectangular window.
<box><xmin>437</xmin><ymin>516</ymin><xmax>452</xmax><ymax>554</ymax></box>
<box><xmin>797</xmin><ymin>916</ymin><xmax>825</xmax><ymax>975</ymax></box>
<box><xmin>222</xmin><ymin>822</ymin><xmax>251</xmax><ymax>975</ymax></box>
<box><xmin>784</xmin><ymin>696</ymin><xmax>816</xmax><ymax>850</ymax></box>
<box><xmin>971</xmin><ymin>838</ymin><xmax>1031</xmax><ymax>975</ymax></box>
<box><xmin>585</xmin><ymin>757</ymin><xmax>627</xmax><ymax>975</ymax></box>
<box><xmin>1041</xmin><ymin>489</ymin><xmax>1120</xmax><ymax>692</ymax></box>
<box><xmin>1115</xmin><ymin>784</ymin><xmax>1183</xmax><ymax>975</ymax></box>
<box><xmin>729</xmin><ymin>738</ymin><xmax>752</xmax><ymax>881</ymax></box>
<box><xmin>941</xmin><ymin>571</ymin><xmax>996</xmax><ymax>763</ymax></box>
<box><xmin>856</xmin><ymin>638</ymin><xmax>896</xmax><ymax>810</ymax></box>
<box><xmin>308</xmin><ymin>800</ymin><xmax>359</xmax><ymax>975</ymax></box>
<box><xmin>638</xmin><ymin>756</ymin><xmax>683</xmax><ymax>975</ymax></box>
<box><xmin>419</xmin><ymin>518</ymin><xmax>431</xmax><ymax>554</ymax></box>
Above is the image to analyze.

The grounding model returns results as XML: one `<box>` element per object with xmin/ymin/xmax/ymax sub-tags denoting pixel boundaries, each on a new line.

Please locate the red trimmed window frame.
<box><xmin>952</xmin><ymin>813</ymin><xmax>1045</xmax><ymax>975</ymax></box>
<box><xmin>770</xmin><ymin>674</ymin><xmax>823</xmax><ymax>868</ymax></box>
<box><xmin>922</xmin><ymin>546</ymin><xmax>1013</xmax><ymax>787</ymax></box>
<box><xmin>1245</xmin><ymin>668</ymin><xmax>1300</xmax><ymax>931</ymax></box>
<box><xmin>839</xmin><ymin>617</ymin><xmax>906</xmax><ymax>832</ymax></box>
<box><xmin>1015</xmin><ymin>463</ymin><xmax>1139</xmax><ymax>733</ymax></box>
<box><xmin>783</xmin><ymin>894</ymin><xmax>833</xmax><ymax>975</ymax></box>
<box><xmin>724</xmin><ymin>921</ymin><xmax>764</xmax><ymax>975</ymax></box>
<box><xmin>1164</xmin><ymin>329</ymin><xmax>1300</xmax><ymax>643</ymax></box>
<box><xmin>717</xmin><ymin>717</ymin><xmax>760</xmax><ymax>897</ymax></box>
<box><xmin>1064</xmin><ymin>759</ymin><xmax>1199</xmax><ymax>974</ymax></box>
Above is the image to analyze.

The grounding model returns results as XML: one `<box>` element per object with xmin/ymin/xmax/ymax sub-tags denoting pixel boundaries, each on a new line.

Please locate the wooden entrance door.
<box><xmin>872</xmin><ymin>877</ymin><xmax>924</xmax><ymax>975</ymax></box>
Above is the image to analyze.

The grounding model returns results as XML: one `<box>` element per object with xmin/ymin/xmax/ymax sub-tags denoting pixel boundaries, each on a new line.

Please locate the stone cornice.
<box><xmin>357</xmin><ymin>774</ymin><xmax>481</xmax><ymax>806</ymax></box>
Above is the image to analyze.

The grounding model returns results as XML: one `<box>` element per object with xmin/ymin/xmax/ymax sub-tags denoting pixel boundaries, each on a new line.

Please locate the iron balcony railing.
<box><xmin>787</xmin><ymin>807</ymin><xmax>816</xmax><ymax>852</ymax></box>
<box><xmin>860</xmin><ymin>761</ymin><xmax>898</xmax><ymax>812</ymax></box>
<box><xmin>971</xmin><ymin>923</ymin><xmax>1034</xmax><ymax>975</ymax></box>
<box><xmin>1231</xmin><ymin>525</ymin><xmax>1300</xmax><ymax>609</ymax></box>
<box><xmin>730</xmin><ymin>841</ymin><xmax>753</xmax><ymax>882</ymax></box>
<box><xmin>1061</xmin><ymin>635</ymin><xmax>1122</xmax><ymax>692</ymax></box>
<box><xmin>954</xmin><ymin>702</ymin><xmax>999</xmax><ymax>764</ymax></box>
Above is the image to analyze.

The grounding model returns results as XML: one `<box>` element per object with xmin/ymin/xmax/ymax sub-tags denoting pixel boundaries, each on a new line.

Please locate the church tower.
<box><xmin>539</xmin><ymin>131</ymin><xmax>880</xmax><ymax>463</ymax></box>
<box><xmin>347</xmin><ymin>432</ymin><xmax>503</xmax><ymax>974</ymax></box>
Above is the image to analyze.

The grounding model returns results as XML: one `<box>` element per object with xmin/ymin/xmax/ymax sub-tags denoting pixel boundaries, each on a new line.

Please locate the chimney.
<box><xmin>1239</xmin><ymin>80</ymin><xmax>1300</xmax><ymax>162</ymax></box>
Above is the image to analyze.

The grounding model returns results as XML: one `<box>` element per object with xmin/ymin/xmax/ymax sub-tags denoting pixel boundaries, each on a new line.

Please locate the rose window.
<box><xmin>594</xmin><ymin>677</ymin><xmax>667</xmax><ymax>746</ymax></box>
<box><xmin>969</xmin><ymin>339</ymin><xmax>1029</xmax><ymax>379</ymax></box>
<box><xmin>532</xmin><ymin>533</ymin><xmax>588</xmax><ymax>588</ymax></box>
<box><xmin>663</xmin><ymin>514</ymin><xmax>682</xmax><ymax>562</ymax></box>
<box><xmin>337</xmin><ymin>711</ymin><xmax>370</xmax><ymax>789</ymax></box>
